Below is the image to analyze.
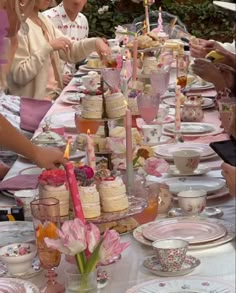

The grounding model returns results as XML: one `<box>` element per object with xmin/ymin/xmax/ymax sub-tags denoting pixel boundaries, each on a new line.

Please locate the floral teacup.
<box><xmin>141</xmin><ymin>125</ymin><xmax>163</xmax><ymax>144</ymax></box>
<box><xmin>173</xmin><ymin>150</ymin><xmax>200</xmax><ymax>174</ymax></box>
<box><xmin>177</xmin><ymin>190</ymin><xmax>207</xmax><ymax>216</ymax></box>
<box><xmin>81</xmin><ymin>73</ymin><xmax>99</xmax><ymax>92</ymax></box>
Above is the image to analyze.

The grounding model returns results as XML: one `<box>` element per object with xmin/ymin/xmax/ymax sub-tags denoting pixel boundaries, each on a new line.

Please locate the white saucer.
<box><xmin>168</xmin><ymin>165</ymin><xmax>210</xmax><ymax>176</ymax></box>
<box><xmin>142</xmin><ymin>135</ymin><xmax>173</xmax><ymax>146</ymax></box>
<box><xmin>143</xmin><ymin>255</ymin><xmax>200</xmax><ymax>277</ymax></box>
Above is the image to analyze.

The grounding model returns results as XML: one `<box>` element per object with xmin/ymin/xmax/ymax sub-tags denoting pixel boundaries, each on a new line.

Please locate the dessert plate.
<box><xmin>133</xmin><ymin>218</ymin><xmax>235</xmax><ymax>249</ymax></box>
<box><xmin>126</xmin><ymin>277</ymin><xmax>235</xmax><ymax>293</ymax></box>
<box><xmin>46</xmin><ymin>112</ymin><xmax>76</xmax><ymax>131</ymax></box>
<box><xmin>154</xmin><ymin>142</ymin><xmax>215</xmax><ymax>158</ymax></box>
<box><xmin>162</xmin><ymin>96</ymin><xmax>214</xmax><ymax>109</ymax></box>
<box><xmin>163</xmin><ymin>176</ymin><xmax>225</xmax><ymax>194</ymax></box>
<box><xmin>168</xmin><ymin>165</ymin><xmax>210</xmax><ymax>176</ymax></box>
<box><xmin>0</xmin><ymin>221</ymin><xmax>35</xmax><ymax>247</ymax></box>
<box><xmin>142</xmin><ymin>218</ymin><xmax>226</xmax><ymax>244</ymax></box>
<box><xmin>60</xmin><ymin>92</ymin><xmax>85</xmax><ymax>105</ymax></box>
<box><xmin>19</xmin><ymin>166</ymin><xmax>42</xmax><ymax>175</ymax></box>
<box><xmin>143</xmin><ymin>255</ymin><xmax>200</xmax><ymax>277</ymax></box>
<box><xmin>164</xmin><ymin>122</ymin><xmax>215</xmax><ymax>134</ymax></box>
<box><xmin>0</xmin><ymin>278</ymin><xmax>39</xmax><ymax>293</ymax></box>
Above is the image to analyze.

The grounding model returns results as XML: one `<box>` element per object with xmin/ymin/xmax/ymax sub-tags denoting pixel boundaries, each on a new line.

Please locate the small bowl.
<box><xmin>152</xmin><ymin>239</ymin><xmax>188</xmax><ymax>272</ymax></box>
<box><xmin>177</xmin><ymin>190</ymin><xmax>207</xmax><ymax>216</ymax></box>
<box><xmin>0</xmin><ymin>243</ymin><xmax>37</xmax><ymax>275</ymax></box>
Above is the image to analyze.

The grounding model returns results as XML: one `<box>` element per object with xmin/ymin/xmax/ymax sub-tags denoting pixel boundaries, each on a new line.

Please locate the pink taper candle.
<box><xmin>144</xmin><ymin>3</ymin><xmax>150</xmax><ymax>33</ymax></box>
<box><xmin>125</xmin><ymin>108</ymin><xmax>133</xmax><ymax>194</ymax></box>
<box><xmin>87</xmin><ymin>130</ymin><xmax>96</xmax><ymax>172</ymax></box>
<box><xmin>132</xmin><ymin>37</ymin><xmax>138</xmax><ymax>84</ymax></box>
<box><xmin>175</xmin><ymin>85</ymin><xmax>181</xmax><ymax>131</ymax></box>
<box><xmin>65</xmin><ymin>162</ymin><xmax>85</xmax><ymax>223</ymax></box>
<box><xmin>157</xmin><ymin>6</ymin><xmax>163</xmax><ymax>32</ymax></box>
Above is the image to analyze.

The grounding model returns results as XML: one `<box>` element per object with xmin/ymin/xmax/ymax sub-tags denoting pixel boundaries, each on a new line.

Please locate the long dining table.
<box><xmin>0</xmin><ymin>71</ymin><xmax>235</xmax><ymax>292</ymax></box>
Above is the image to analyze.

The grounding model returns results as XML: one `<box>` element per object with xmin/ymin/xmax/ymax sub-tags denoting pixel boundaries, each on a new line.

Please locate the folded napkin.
<box><xmin>20</xmin><ymin>97</ymin><xmax>52</xmax><ymax>132</ymax></box>
<box><xmin>0</xmin><ymin>174</ymin><xmax>39</xmax><ymax>191</ymax></box>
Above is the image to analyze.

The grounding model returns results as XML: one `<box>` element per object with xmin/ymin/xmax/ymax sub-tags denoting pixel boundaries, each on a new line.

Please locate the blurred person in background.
<box><xmin>0</xmin><ymin>0</ymin><xmax>65</xmax><ymax>179</ymax></box>
<box><xmin>43</xmin><ymin>0</ymin><xmax>88</xmax><ymax>85</ymax></box>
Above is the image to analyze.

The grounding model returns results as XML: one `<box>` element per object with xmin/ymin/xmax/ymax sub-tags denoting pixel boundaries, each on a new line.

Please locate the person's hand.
<box><xmin>221</xmin><ymin>162</ymin><xmax>236</xmax><ymax>196</ymax></box>
<box><xmin>49</xmin><ymin>38</ymin><xmax>72</xmax><ymax>52</ymax></box>
<box><xmin>32</xmin><ymin>146</ymin><xmax>65</xmax><ymax>169</ymax></box>
<box><xmin>95</xmin><ymin>38</ymin><xmax>111</xmax><ymax>59</ymax></box>
<box><xmin>213</xmin><ymin>42</ymin><xmax>236</xmax><ymax>68</ymax></box>
<box><xmin>191</xmin><ymin>59</ymin><xmax>227</xmax><ymax>91</ymax></box>
<box><xmin>190</xmin><ymin>39</ymin><xmax>215</xmax><ymax>58</ymax></box>
<box><xmin>63</xmin><ymin>75</ymin><xmax>72</xmax><ymax>86</ymax></box>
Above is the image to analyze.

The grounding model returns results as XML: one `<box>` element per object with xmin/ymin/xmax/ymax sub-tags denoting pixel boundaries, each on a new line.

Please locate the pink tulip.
<box><xmin>45</xmin><ymin>218</ymin><xmax>87</xmax><ymax>256</ymax></box>
<box><xmin>85</xmin><ymin>223</ymin><xmax>101</xmax><ymax>253</ymax></box>
<box><xmin>99</xmin><ymin>229</ymin><xmax>130</xmax><ymax>263</ymax></box>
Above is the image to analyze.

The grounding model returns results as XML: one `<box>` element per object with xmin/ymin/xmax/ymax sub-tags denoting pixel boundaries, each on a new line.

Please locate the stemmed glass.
<box><xmin>30</xmin><ymin>198</ymin><xmax>64</xmax><ymax>293</ymax></box>
<box><xmin>150</xmin><ymin>68</ymin><xmax>171</xmax><ymax>98</ymax></box>
<box><xmin>137</xmin><ymin>93</ymin><xmax>161</xmax><ymax>124</ymax></box>
<box><xmin>176</xmin><ymin>54</ymin><xmax>190</xmax><ymax>91</ymax></box>
<box><xmin>101</xmin><ymin>68</ymin><xmax>121</xmax><ymax>92</ymax></box>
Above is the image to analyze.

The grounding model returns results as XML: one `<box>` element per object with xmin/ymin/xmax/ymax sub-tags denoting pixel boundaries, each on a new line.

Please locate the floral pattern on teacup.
<box><xmin>157</xmin><ymin>247</ymin><xmax>188</xmax><ymax>272</ymax></box>
<box><xmin>3</xmin><ymin>244</ymin><xmax>32</xmax><ymax>257</ymax></box>
<box><xmin>185</xmin><ymin>158</ymin><xmax>199</xmax><ymax>170</ymax></box>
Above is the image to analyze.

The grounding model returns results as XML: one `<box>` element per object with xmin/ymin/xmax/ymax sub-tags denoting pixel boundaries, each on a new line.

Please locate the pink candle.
<box><xmin>145</xmin><ymin>5</ymin><xmax>150</xmax><ymax>33</ymax></box>
<box><xmin>125</xmin><ymin>108</ymin><xmax>133</xmax><ymax>194</ymax></box>
<box><xmin>175</xmin><ymin>85</ymin><xmax>181</xmax><ymax>131</ymax></box>
<box><xmin>132</xmin><ymin>38</ymin><xmax>138</xmax><ymax>84</ymax></box>
<box><xmin>157</xmin><ymin>7</ymin><xmax>163</xmax><ymax>33</ymax></box>
<box><xmin>87</xmin><ymin>130</ymin><xmax>96</xmax><ymax>172</ymax></box>
<box><xmin>65</xmin><ymin>162</ymin><xmax>85</xmax><ymax>223</ymax></box>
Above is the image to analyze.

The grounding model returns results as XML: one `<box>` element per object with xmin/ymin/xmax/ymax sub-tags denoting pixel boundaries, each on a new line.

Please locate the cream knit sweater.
<box><xmin>8</xmin><ymin>14</ymin><xmax>97</xmax><ymax>100</ymax></box>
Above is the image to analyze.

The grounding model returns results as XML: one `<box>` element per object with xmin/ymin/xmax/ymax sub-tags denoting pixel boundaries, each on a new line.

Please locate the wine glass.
<box><xmin>30</xmin><ymin>198</ymin><xmax>64</xmax><ymax>293</ymax></box>
<box><xmin>176</xmin><ymin>54</ymin><xmax>190</xmax><ymax>91</ymax></box>
<box><xmin>101</xmin><ymin>68</ymin><xmax>121</xmax><ymax>92</ymax></box>
<box><xmin>150</xmin><ymin>69</ymin><xmax>171</xmax><ymax>97</ymax></box>
<box><xmin>137</xmin><ymin>93</ymin><xmax>161</xmax><ymax>124</ymax></box>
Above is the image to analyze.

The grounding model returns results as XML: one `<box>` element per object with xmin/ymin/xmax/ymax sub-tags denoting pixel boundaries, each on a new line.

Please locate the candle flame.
<box><xmin>159</xmin><ymin>6</ymin><xmax>162</xmax><ymax>12</ymax></box>
<box><xmin>87</xmin><ymin>129</ymin><xmax>91</xmax><ymax>135</ymax></box>
<box><xmin>64</xmin><ymin>136</ymin><xmax>72</xmax><ymax>160</ymax></box>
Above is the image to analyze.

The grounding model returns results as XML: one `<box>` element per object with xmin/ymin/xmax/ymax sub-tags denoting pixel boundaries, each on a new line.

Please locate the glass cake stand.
<box><xmin>86</xmin><ymin>196</ymin><xmax>147</xmax><ymax>224</ymax></box>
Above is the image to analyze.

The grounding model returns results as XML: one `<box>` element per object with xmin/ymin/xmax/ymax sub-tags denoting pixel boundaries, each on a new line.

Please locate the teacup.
<box><xmin>141</xmin><ymin>125</ymin><xmax>163</xmax><ymax>144</ymax></box>
<box><xmin>152</xmin><ymin>239</ymin><xmax>189</xmax><ymax>272</ymax></box>
<box><xmin>14</xmin><ymin>189</ymin><xmax>38</xmax><ymax>220</ymax></box>
<box><xmin>173</xmin><ymin>150</ymin><xmax>200</xmax><ymax>174</ymax></box>
<box><xmin>81</xmin><ymin>74</ymin><xmax>99</xmax><ymax>92</ymax></box>
<box><xmin>178</xmin><ymin>190</ymin><xmax>207</xmax><ymax>216</ymax></box>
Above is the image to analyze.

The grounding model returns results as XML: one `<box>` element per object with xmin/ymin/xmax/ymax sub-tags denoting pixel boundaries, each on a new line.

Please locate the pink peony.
<box><xmin>144</xmin><ymin>157</ymin><xmax>169</xmax><ymax>177</ymax></box>
<box><xmin>99</xmin><ymin>229</ymin><xmax>130</xmax><ymax>263</ymax></box>
<box><xmin>38</xmin><ymin>169</ymin><xmax>67</xmax><ymax>187</ymax></box>
<box><xmin>78</xmin><ymin>165</ymin><xmax>94</xmax><ymax>179</ymax></box>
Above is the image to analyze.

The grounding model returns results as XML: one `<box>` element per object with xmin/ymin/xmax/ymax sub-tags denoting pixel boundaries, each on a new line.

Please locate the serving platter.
<box><xmin>126</xmin><ymin>277</ymin><xmax>235</xmax><ymax>293</ymax></box>
<box><xmin>132</xmin><ymin>217</ymin><xmax>235</xmax><ymax>249</ymax></box>
<box><xmin>163</xmin><ymin>176</ymin><xmax>225</xmax><ymax>194</ymax></box>
<box><xmin>164</xmin><ymin>122</ymin><xmax>215</xmax><ymax>134</ymax></box>
<box><xmin>142</xmin><ymin>218</ymin><xmax>226</xmax><ymax>244</ymax></box>
<box><xmin>153</xmin><ymin>142</ymin><xmax>214</xmax><ymax>158</ymax></box>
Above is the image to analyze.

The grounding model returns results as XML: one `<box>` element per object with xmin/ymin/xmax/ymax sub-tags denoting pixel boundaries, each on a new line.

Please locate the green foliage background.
<box><xmin>84</xmin><ymin>0</ymin><xmax>234</xmax><ymax>42</ymax></box>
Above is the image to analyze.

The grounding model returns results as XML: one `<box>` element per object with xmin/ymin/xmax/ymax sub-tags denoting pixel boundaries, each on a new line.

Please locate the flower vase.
<box><xmin>65</xmin><ymin>267</ymin><xmax>97</xmax><ymax>293</ymax></box>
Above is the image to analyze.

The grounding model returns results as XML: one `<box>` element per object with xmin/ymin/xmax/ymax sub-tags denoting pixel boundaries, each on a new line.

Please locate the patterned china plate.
<box><xmin>163</xmin><ymin>177</ymin><xmax>225</xmax><ymax>194</ymax></box>
<box><xmin>0</xmin><ymin>221</ymin><xmax>35</xmax><ymax>247</ymax></box>
<box><xmin>142</xmin><ymin>218</ymin><xmax>226</xmax><ymax>244</ymax></box>
<box><xmin>164</xmin><ymin>122</ymin><xmax>215</xmax><ymax>134</ymax></box>
<box><xmin>168</xmin><ymin>165</ymin><xmax>210</xmax><ymax>176</ymax></box>
<box><xmin>143</xmin><ymin>255</ymin><xmax>200</xmax><ymax>277</ymax></box>
<box><xmin>133</xmin><ymin>217</ymin><xmax>235</xmax><ymax>249</ymax></box>
<box><xmin>153</xmin><ymin>143</ymin><xmax>215</xmax><ymax>158</ymax></box>
<box><xmin>125</xmin><ymin>277</ymin><xmax>235</xmax><ymax>293</ymax></box>
<box><xmin>0</xmin><ymin>278</ymin><xmax>39</xmax><ymax>293</ymax></box>
<box><xmin>163</xmin><ymin>96</ymin><xmax>214</xmax><ymax>108</ymax></box>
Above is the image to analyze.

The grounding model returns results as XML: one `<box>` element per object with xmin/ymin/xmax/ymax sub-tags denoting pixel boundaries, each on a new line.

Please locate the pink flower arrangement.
<box><xmin>38</xmin><ymin>169</ymin><xmax>67</xmax><ymax>187</ymax></box>
<box><xmin>74</xmin><ymin>165</ymin><xmax>94</xmax><ymax>186</ymax></box>
<box><xmin>45</xmin><ymin>218</ymin><xmax>129</xmax><ymax>274</ymax></box>
<box><xmin>144</xmin><ymin>157</ymin><xmax>170</xmax><ymax>177</ymax></box>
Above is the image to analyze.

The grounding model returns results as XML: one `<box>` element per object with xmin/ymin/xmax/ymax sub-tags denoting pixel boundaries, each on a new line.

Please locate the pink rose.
<box><xmin>144</xmin><ymin>158</ymin><xmax>169</xmax><ymax>177</ymax></box>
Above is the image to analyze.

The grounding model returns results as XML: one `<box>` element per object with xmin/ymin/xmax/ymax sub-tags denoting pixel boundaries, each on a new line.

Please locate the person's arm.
<box><xmin>10</xmin><ymin>26</ymin><xmax>53</xmax><ymax>85</ymax></box>
<box><xmin>0</xmin><ymin>114</ymin><xmax>65</xmax><ymax>169</ymax></box>
<box><xmin>221</xmin><ymin>162</ymin><xmax>236</xmax><ymax>197</ymax></box>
